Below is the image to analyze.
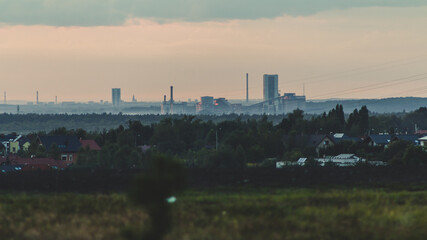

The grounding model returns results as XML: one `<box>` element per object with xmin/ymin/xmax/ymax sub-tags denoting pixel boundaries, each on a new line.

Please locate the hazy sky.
<box><xmin>1</xmin><ymin>1</ymin><xmax>427</xmax><ymax>102</ymax></box>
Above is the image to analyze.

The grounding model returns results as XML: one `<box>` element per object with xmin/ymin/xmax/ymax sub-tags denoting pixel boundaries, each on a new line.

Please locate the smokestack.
<box><xmin>246</xmin><ymin>73</ymin><xmax>249</xmax><ymax>103</ymax></box>
<box><xmin>164</xmin><ymin>95</ymin><xmax>167</xmax><ymax>102</ymax></box>
<box><xmin>170</xmin><ymin>86</ymin><xmax>174</xmax><ymax>103</ymax></box>
<box><xmin>303</xmin><ymin>83</ymin><xmax>306</xmax><ymax>96</ymax></box>
<box><xmin>36</xmin><ymin>91</ymin><xmax>39</xmax><ymax>104</ymax></box>
<box><xmin>4</xmin><ymin>92</ymin><xmax>6</xmax><ymax>104</ymax></box>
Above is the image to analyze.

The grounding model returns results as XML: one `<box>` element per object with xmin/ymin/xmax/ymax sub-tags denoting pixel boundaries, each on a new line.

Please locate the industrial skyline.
<box><xmin>0</xmin><ymin>72</ymin><xmax>424</xmax><ymax>115</ymax></box>
<box><xmin>1</xmin><ymin>69</ymin><xmax>427</xmax><ymax>105</ymax></box>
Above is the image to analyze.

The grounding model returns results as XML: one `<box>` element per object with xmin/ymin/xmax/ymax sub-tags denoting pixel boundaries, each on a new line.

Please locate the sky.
<box><xmin>1</xmin><ymin>0</ymin><xmax>427</xmax><ymax>102</ymax></box>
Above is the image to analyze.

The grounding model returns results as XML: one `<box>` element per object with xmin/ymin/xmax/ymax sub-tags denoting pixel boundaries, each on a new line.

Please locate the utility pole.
<box><xmin>216</xmin><ymin>129</ymin><xmax>218</xmax><ymax>151</ymax></box>
<box><xmin>215</xmin><ymin>128</ymin><xmax>221</xmax><ymax>151</ymax></box>
<box><xmin>303</xmin><ymin>83</ymin><xmax>306</xmax><ymax>96</ymax></box>
<box><xmin>246</xmin><ymin>73</ymin><xmax>249</xmax><ymax>103</ymax></box>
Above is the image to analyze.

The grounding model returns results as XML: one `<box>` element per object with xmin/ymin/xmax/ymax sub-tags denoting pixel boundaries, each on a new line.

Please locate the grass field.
<box><xmin>0</xmin><ymin>188</ymin><xmax>426</xmax><ymax>240</ymax></box>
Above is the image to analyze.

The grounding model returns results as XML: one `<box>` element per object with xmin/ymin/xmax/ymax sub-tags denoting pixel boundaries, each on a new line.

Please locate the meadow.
<box><xmin>0</xmin><ymin>187</ymin><xmax>426</xmax><ymax>240</ymax></box>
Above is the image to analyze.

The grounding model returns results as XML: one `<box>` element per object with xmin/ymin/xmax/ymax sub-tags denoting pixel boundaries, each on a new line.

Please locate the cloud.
<box><xmin>0</xmin><ymin>0</ymin><xmax>426</xmax><ymax>26</ymax></box>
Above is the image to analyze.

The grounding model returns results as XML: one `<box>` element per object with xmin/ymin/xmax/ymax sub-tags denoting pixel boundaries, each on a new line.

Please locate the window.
<box><xmin>61</xmin><ymin>155</ymin><xmax>67</xmax><ymax>161</ymax></box>
<box><xmin>69</xmin><ymin>155</ymin><xmax>73</xmax><ymax>161</ymax></box>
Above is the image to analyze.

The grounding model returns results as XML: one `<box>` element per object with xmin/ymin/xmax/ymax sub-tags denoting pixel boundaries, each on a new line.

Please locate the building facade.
<box><xmin>263</xmin><ymin>74</ymin><xmax>279</xmax><ymax>102</ymax></box>
<box><xmin>197</xmin><ymin>96</ymin><xmax>214</xmax><ymax>113</ymax></box>
<box><xmin>112</xmin><ymin>88</ymin><xmax>121</xmax><ymax>106</ymax></box>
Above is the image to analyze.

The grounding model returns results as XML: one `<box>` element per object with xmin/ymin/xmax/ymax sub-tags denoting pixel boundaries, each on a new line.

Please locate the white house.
<box><xmin>419</xmin><ymin>136</ymin><xmax>427</xmax><ymax>147</ymax></box>
<box><xmin>316</xmin><ymin>154</ymin><xmax>365</xmax><ymax>167</ymax></box>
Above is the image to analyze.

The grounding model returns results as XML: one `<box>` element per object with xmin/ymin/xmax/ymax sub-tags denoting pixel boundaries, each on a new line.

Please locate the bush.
<box><xmin>128</xmin><ymin>154</ymin><xmax>186</xmax><ymax>240</ymax></box>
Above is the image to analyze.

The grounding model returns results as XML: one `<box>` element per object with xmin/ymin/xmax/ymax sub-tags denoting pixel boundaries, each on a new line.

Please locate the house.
<box><xmin>9</xmin><ymin>155</ymin><xmax>69</xmax><ymax>170</ymax></box>
<box><xmin>138</xmin><ymin>144</ymin><xmax>151</xmax><ymax>153</ymax></box>
<box><xmin>316</xmin><ymin>154</ymin><xmax>366</xmax><ymax>167</ymax></box>
<box><xmin>0</xmin><ymin>165</ymin><xmax>23</xmax><ymax>173</ymax></box>
<box><xmin>282</xmin><ymin>134</ymin><xmax>336</xmax><ymax>156</ymax></box>
<box><xmin>276</xmin><ymin>158</ymin><xmax>306</xmax><ymax>168</ymax></box>
<box><xmin>37</xmin><ymin>136</ymin><xmax>82</xmax><ymax>162</ymax></box>
<box><xmin>308</xmin><ymin>134</ymin><xmax>336</xmax><ymax>155</ymax></box>
<box><xmin>13</xmin><ymin>157</ymin><xmax>69</xmax><ymax>170</ymax></box>
<box><xmin>365</xmin><ymin>134</ymin><xmax>425</xmax><ymax>147</ymax></box>
<box><xmin>80</xmin><ymin>139</ymin><xmax>101</xmax><ymax>151</ymax></box>
<box><xmin>364</xmin><ymin>134</ymin><xmax>392</xmax><ymax>147</ymax></box>
<box><xmin>0</xmin><ymin>133</ymin><xmax>19</xmax><ymax>155</ymax></box>
<box><xmin>9</xmin><ymin>135</ymin><xmax>31</xmax><ymax>154</ymax></box>
<box><xmin>419</xmin><ymin>136</ymin><xmax>427</xmax><ymax>147</ymax></box>
<box><xmin>276</xmin><ymin>161</ymin><xmax>286</xmax><ymax>168</ymax></box>
<box><xmin>1</xmin><ymin>155</ymin><xmax>70</xmax><ymax>171</ymax></box>
<box><xmin>394</xmin><ymin>135</ymin><xmax>422</xmax><ymax>146</ymax></box>
<box><xmin>415</xmin><ymin>129</ymin><xmax>427</xmax><ymax>135</ymax></box>
<box><xmin>333</xmin><ymin>133</ymin><xmax>361</xmax><ymax>143</ymax></box>
<box><xmin>297</xmin><ymin>158</ymin><xmax>308</xmax><ymax>166</ymax></box>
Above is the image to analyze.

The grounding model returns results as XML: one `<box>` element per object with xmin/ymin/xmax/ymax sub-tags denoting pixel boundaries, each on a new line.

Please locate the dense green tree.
<box><xmin>401</xmin><ymin>145</ymin><xmax>427</xmax><ymax>165</ymax></box>
<box><xmin>383</xmin><ymin>140</ymin><xmax>410</xmax><ymax>164</ymax></box>
<box><xmin>49</xmin><ymin>144</ymin><xmax>61</xmax><ymax>160</ymax></box>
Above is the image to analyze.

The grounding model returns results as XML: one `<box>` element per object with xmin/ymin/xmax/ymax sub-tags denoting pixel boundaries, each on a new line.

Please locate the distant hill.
<box><xmin>306</xmin><ymin>97</ymin><xmax>427</xmax><ymax>114</ymax></box>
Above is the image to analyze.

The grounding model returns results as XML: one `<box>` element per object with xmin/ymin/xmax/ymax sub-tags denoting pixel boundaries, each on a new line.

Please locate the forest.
<box><xmin>14</xmin><ymin>105</ymin><xmax>427</xmax><ymax>169</ymax></box>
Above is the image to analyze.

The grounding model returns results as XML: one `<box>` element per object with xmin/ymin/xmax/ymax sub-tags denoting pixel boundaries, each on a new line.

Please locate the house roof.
<box><xmin>395</xmin><ymin>135</ymin><xmax>421</xmax><ymax>144</ymax></box>
<box><xmin>333</xmin><ymin>133</ymin><xmax>344</xmax><ymax>138</ymax></box>
<box><xmin>138</xmin><ymin>145</ymin><xmax>151</xmax><ymax>153</ymax></box>
<box><xmin>415</xmin><ymin>130</ymin><xmax>427</xmax><ymax>135</ymax></box>
<box><xmin>334</xmin><ymin>154</ymin><xmax>357</xmax><ymax>159</ymax></box>
<box><xmin>38</xmin><ymin>136</ymin><xmax>81</xmax><ymax>152</ymax></box>
<box><xmin>333</xmin><ymin>134</ymin><xmax>361</xmax><ymax>143</ymax></box>
<box><xmin>0</xmin><ymin>165</ymin><xmax>23</xmax><ymax>172</ymax></box>
<box><xmin>5</xmin><ymin>156</ymin><xmax>70</xmax><ymax>169</ymax></box>
<box><xmin>80</xmin><ymin>139</ymin><xmax>101</xmax><ymax>151</ymax></box>
<box><xmin>307</xmin><ymin>134</ymin><xmax>335</xmax><ymax>147</ymax></box>
<box><xmin>18</xmin><ymin>136</ymin><xmax>31</xmax><ymax>146</ymax></box>
<box><xmin>0</xmin><ymin>134</ymin><xmax>18</xmax><ymax>143</ymax></box>
<box><xmin>419</xmin><ymin>136</ymin><xmax>427</xmax><ymax>141</ymax></box>
<box><xmin>368</xmin><ymin>134</ymin><xmax>391</xmax><ymax>145</ymax></box>
<box><xmin>12</xmin><ymin>157</ymin><xmax>69</xmax><ymax>168</ymax></box>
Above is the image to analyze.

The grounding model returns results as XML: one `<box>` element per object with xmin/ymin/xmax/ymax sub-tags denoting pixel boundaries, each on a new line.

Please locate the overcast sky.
<box><xmin>1</xmin><ymin>1</ymin><xmax>427</xmax><ymax>102</ymax></box>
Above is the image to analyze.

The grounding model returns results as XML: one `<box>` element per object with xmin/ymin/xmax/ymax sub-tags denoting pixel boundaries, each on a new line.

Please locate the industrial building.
<box><xmin>161</xmin><ymin>86</ymin><xmax>197</xmax><ymax>114</ymax></box>
<box><xmin>112</xmin><ymin>88</ymin><xmax>121</xmax><ymax>106</ymax></box>
<box><xmin>240</xmin><ymin>74</ymin><xmax>307</xmax><ymax>114</ymax></box>
<box><xmin>282</xmin><ymin>93</ymin><xmax>306</xmax><ymax>113</ymax></box>
<box><xmin>197</xmin><ymin>96</ymin><xmax>214</xmax><ymax>114</ymax></box>
<box><xmin>263</xmin><ymin>74</ymin><xmax>279</xmax><ymax>102</ymax></box>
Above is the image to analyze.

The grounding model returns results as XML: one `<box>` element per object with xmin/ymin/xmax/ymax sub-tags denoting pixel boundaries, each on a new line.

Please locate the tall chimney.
<box><xmin>36</xmin><ymin>91</ymin><xmax>39</xmax><ymax>104</ymax></box>
<box><xmin>164</xmin><ymin>95</ymin><xmax>167</xmax><ymax>102</ymax></box>
<box><xmin>4</xmin><ymin>92</ymin><xmax>6</xmax><ymax>104</ymax></box>
<box><xmin>170</xmin><ymin>86</ymin><xmax>174</xmax><ymax>103</ymax></box>
<box><xmin>303</xmin><ymin>83</ymin><xmax>306</xmax><ymax>96</ymax></box>
<box><xmin>246</xmin><ymin>73</ymin><xmax>249</xmax><ymax>103</ymax></box>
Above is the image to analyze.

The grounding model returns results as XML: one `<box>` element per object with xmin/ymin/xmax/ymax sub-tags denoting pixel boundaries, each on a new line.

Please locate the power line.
<box><xmin>378</xmin><ymin>86</ymin><xmax>427</xmax><ymax>98</ymax></box>
<box><xmin>310</xmin><ymin>73</ymin><xmax>427</xmax><ymax>99</ymax></box>
<box><xmin>285</xmin><ymin>54</ymin><xmax>427</xmax><ymax>87</ymax></box>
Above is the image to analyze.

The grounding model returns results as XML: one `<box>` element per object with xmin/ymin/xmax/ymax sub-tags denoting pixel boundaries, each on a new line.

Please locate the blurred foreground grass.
<box><xmin>0</xmin><ymin>188</ymin><xmax>426</xmax><ymax>240</ymax></box>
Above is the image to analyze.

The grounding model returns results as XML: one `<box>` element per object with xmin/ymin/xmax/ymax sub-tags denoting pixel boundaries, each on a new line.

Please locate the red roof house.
<box><xmin>5</xmin><ymin>156</ymin><xmax>70</xmax><ymax>170</ymax></box>
<box><xmin>80</xmin><ymin>139</ymin><xmax>101</xmax><ymax>151</ymax></box>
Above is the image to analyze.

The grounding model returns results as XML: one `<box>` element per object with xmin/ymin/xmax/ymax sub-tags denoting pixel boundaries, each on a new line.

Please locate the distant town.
<box><xmin>1</xmin><ymin>73</ymin><xmax>426</xmax><ymax>115</ymax></box>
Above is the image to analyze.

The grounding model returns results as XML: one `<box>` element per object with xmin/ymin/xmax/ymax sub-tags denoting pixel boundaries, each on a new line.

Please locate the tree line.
<box><xmin>13</xmin><ymin>105</ymin><xmax>427</xmax><ymax>169</ymax></box>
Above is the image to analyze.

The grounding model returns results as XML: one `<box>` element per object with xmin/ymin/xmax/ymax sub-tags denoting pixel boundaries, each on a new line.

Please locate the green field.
<box><xmin>0</xmin><ymin>188</ymin><xmax>426</xmax><ymax>240</ymax></box>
